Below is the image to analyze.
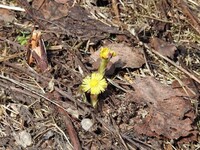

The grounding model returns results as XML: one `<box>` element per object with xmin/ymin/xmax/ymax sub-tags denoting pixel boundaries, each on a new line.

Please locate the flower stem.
<box><xmin>98</xmin><ymin>58</ymin><xmax>108</xmax><ymax>76</ymax></box>
<box><xmin>90</xmin><ymin>94</ymin><xmax>98</xmax><ymax>108</ymax></box>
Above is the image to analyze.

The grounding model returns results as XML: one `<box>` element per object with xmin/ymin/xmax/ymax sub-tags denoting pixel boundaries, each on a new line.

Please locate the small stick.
<box><xmin>144</xmin><ymin>44</ymin><xmax>200</xmax><ymax>84</ymax></box>
<box><xmin>142</xmin><ymin>48</ymin><xmax>154</xmax><ymax>76</ymax></box>
<box><xmin>0</xmin><ymin>4</ymin><xmax>25</xmax><ymax>11</ymax></box>
<box><xmin>53</xmin><ymin>91</ymin><xmax>82</xmax><ymax>150</ymax></box>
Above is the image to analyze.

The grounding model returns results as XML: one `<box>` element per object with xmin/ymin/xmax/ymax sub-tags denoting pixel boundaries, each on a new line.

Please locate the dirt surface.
<box><xmin>0</xmin><ymin>0</ymin><xmax>200</xmax><ymax>149</ymax></box>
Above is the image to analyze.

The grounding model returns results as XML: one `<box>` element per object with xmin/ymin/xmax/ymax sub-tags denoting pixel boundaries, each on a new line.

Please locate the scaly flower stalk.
<box><xmin>81</xmin><ymin>47</ymin><xmax>116</xmax><ymax>108</ymax></box>
<box><xmin>98</xmin><ymin>58</ymin><xmax>108</xmax><ymax>75</ymax></box>
<box><xmin>90</xmin><ymin>94</ymin><xmax>98</xmax><ymax>108</ymax></box>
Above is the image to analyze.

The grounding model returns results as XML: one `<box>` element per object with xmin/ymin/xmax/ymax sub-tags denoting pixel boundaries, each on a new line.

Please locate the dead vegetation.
<box><xmin>0</xmin><ymin>0</ymin><xmax>200</xmax><ymax>149</ymax></box>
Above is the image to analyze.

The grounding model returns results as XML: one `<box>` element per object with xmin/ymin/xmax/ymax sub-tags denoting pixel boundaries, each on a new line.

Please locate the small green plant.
<box><xmin>81</xmin><ymin>47</ymin><xmax>116</xmax><ymax>108</ymax></box>
<box><xmin>16</xmin><ymin>31</ymin><xmax>30</xmax><ymax>45</ymax></box>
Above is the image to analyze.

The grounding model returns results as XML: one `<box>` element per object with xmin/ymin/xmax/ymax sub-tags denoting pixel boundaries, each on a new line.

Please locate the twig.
<box><xmin>53</xmin><ymin>122</ymin><xmax>73</xmax><ymax>149</ymax></box>
<box><xmin>53</xmin><ymin>91</ymin><xmax>82</xmax><ymax>150</ymax></box>
<box><xmin>144</xmin><ymin>44</ymin><xmax>200</xmax><ymax>84</ymax></box>
<box><xmin>142</xmin><ymin>48</ymin><xmax>154</xmax><ymax>76</ymax></box>
<box><xmin>3</xmin><ymin>62</ymin><xmax>89</xmax><ymax>112</ymax></box>
<box><xmin>0</xmin><ymin>4</ymin><xmax>25</xmax><ymax>11</ymax></box>
<box><xmin>0</xmin><ymin>52</ymin><xmax>25</xmax><ymax>63</ymax></box>
<box><xmin>0</xmin><ymin>74</ymin><xmax>68</xmax><ymax>112</ymax></box>
<box><xmin>96</xmin><ymin>116</ymin><xmax>154</xmax><ymax>149</ymax></box>
<box><xmin>122</xmin><ymin>134</ymin><xmax>156</xmax><ymax>150</ymax></box>
<box><xmin>0</xmin><ymin>37</ymin><xmax>27</xmax><ymax>51</ymax></box>
<box><xmin>137</xmin><ymin>14</ymin><xmax>173</xmax><ymax>23</ymax></box>
<box><xmin>0</xmin><ymin>73</ymin><xmax>82</xmax><ymax>149</ymax></box>
<box><xmin>111</xmin><ymin>117</ymin><xmax>129</xmax><ymax>150</ymax></box>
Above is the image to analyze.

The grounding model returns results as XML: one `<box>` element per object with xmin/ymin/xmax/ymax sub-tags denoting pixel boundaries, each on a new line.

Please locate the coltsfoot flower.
<box><xmin>100</xmin><ymin>47</ymin><xmax>116</xmax><ymax>59</ymax></box>
<box><xmin>81</xmin><ymin>73</ymin><xmax>107</xmax><ymax>95</ymax></box>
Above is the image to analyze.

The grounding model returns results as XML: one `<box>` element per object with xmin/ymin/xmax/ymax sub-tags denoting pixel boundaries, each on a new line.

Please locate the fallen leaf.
<box><xmin>126</xmin><ymin>77</ymin><xmax>197</xmax><ymax>141</ymax></box>
<box><xmin>90</xmin><ymin>43</ymin><xmax>145</xmax><ymax>75</ymax></box>
<box><xmin>150</xmin><ymin>37</ymin><xmax>177</xmax><ymax>59</ymax></box>
<box><xmin>0</xmin><ymin>8</ymin><xmax>15</xmax><ymax>23</ymax></box>
<box><xmin>150</xmin><ymin>19</ymin><xmax>169</xmax><ymax>33</ymax></box>
<box><xmin>32</xmin><ymin>0</ymin><xmax>71</xmax><ymax>20</ymax></box>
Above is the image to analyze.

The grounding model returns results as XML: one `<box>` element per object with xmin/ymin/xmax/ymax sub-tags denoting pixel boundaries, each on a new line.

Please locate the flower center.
<box><xmin>89</xmin><ymin>79</ymin><xmax>98</xmax><ymax>87</ymax></box>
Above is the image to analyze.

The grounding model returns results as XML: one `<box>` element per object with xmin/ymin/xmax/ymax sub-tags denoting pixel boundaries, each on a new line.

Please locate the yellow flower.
<box><xmin>81</xmin><ymin>73</ymin><xmax>107</xmax><ymax>95</ymax></box>
<box><xmin>100</xmin><ymin>47</ymin><xmax>116</xmax><ymax>59</ymax></box>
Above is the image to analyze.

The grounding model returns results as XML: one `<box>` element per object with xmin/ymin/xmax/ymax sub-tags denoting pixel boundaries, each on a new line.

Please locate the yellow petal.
<box><xmin>81</xmin><ymin>72</ymin><xmax>107</xmax><ymax>94</ymax></box>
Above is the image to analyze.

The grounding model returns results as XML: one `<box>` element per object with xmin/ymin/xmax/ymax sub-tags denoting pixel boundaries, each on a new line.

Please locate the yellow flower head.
<box><xmin>81</xmin><ymin>73</ymin><xmax>107</xmax><ymax>95</ymax></box>
<box><xmin>100</xmin><ymin>47</ymin><xmax>116</xmax><ymax>59</ymax></box>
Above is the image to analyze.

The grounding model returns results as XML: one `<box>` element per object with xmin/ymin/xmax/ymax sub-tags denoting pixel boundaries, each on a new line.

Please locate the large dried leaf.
<box><xmin>90</xmin><ymin>43</ymin><xmax>145</xmax><ymax>75</ymax></box>
<box><xmin>127</xmin><ymin>77</ymin><xmax>197</xmax><ymax>141</ymax></box>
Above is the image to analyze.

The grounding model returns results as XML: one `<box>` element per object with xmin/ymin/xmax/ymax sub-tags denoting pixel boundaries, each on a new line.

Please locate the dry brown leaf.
<box><xmin>0</xmin><ymin>8</ymin><xmax>15</xmax><ymax>23</ymax></box>
<box><xmin>32</xmin><ymin>0</ymin><xmax>71</xmax><ymax>20</ymax></box>
<box><xmin>126</xmin><ymin>77</ymin><xmax>197</xmax><ymax>141</ymax></box>
<box><xmin>150</xmin><ymin>37</ymin><xmax>177</xmax><ymax>59</ymax></box>
<box><xmin>90</xmin><ymin>43</ymin><xmax>145</xmax><ymax>75</ymax></box>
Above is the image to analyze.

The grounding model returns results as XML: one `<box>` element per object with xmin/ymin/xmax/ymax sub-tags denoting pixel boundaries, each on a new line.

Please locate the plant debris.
<box><xmin>150</xmin><ymin>37</ymin><xmax>177</xmax><ymax>59</ymax></box>
<box><xmin>127</xmin><ymin>77</ymin><xmax>197</xmax><ymax>141</ymax></box>
<box><xmin>0</xmin><ymin>0</ymin><xmax>200</xmax><ymax>149</ymax></box>
<box><xmin>0</xmin><ymin>8</ymin><xmax>15</xmax><ymax>23</ymax></box>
